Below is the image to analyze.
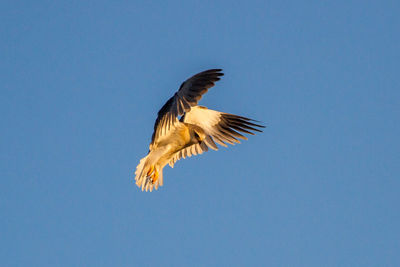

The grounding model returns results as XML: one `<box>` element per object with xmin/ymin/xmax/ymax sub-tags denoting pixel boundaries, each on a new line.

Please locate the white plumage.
<box><xmin>135</xmin><ymin>69</ymin><xmax>264</xmax><ymax>192</ymax></box>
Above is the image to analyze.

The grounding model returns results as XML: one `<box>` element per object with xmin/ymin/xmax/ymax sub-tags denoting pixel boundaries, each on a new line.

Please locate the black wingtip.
<box><xmin>202</xmin><ymin>68</ymin><xmax>224</xmax><ymax>76</ymax></box>
<box><xmin>220</xmin><ymin>114</ymin><xmax>265</xmax><ymax>137</ymax></box>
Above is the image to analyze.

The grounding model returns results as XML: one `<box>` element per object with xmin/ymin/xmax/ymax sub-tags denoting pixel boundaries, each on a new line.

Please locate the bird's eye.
<box><xmin>194</xmin><ymin>132</ymin><xmax>200</xmax><ymax>139</ymax></box>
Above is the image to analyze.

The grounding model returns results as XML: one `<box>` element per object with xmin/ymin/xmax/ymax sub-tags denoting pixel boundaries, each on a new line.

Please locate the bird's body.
<box><xmin>135</xmin><ymin>69</ymin><xmax>264</xmax><ymax>191</ymax></box>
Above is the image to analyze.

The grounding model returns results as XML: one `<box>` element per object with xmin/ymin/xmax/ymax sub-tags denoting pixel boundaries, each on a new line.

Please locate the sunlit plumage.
<box><xmin>135</xmin><ymin>69</ymin><xmax>264</xmax><ymax>191</ymax></box>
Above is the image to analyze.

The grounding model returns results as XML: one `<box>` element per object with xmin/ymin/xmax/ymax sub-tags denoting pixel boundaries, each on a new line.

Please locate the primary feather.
<box><xmin>135</xmin><ymin>69</ymin><xmax>264</xmax><ymax>192</ymax></box>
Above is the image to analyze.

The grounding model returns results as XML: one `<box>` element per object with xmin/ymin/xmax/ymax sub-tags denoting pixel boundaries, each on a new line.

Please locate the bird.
<box><xmin>134</xmin><ymin>69</ymin><xmax>264</xmax><ymax>192</ymax></box>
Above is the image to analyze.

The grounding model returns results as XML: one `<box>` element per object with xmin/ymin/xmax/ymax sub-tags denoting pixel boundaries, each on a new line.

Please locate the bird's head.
<box><xmin>193</xmin><ymin>128</ymin><xmax>206</xmax><ymax>142</ymax></box>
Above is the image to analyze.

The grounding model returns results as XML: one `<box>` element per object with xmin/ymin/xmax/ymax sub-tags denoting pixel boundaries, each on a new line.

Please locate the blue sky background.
<box><xmin>1</xmin><ymin>0</ymin><xmax>399</xmax><ymax>266</ymax></box>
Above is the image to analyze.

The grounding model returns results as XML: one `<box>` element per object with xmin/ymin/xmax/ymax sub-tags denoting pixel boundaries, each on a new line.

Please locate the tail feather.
<box><xmin>134</xmin><ymin>156</ymin><xmax>148</xmax><ymax>187</ymax></box>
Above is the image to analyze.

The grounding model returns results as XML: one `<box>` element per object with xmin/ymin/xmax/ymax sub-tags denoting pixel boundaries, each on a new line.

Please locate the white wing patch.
<box><xmin>183</xmin><ymin>106</ymin><xmax>247</xmax><ymax>146</ymax></box>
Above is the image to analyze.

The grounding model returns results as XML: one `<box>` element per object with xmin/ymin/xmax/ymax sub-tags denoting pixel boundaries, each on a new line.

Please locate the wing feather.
<box><xmin>167</xmin><ymin>141</ymin><xmax>210</xmax><ymax>168</ymax></box>
<box><xmin>183</xmin><ymin>106</ymin><xmax>264</xmax><ymax>147</ymax></box>
<box><xmin>203</xmin><ymin>136</ymin><xmax>218</xmax><ymax>151</ymax></box>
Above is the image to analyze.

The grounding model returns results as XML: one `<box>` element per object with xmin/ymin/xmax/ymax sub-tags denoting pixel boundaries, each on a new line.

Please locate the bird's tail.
<box><xmin>134</xmin><ymin>154</ymin><xmax>164</xmax><ymax>192</ymax></box>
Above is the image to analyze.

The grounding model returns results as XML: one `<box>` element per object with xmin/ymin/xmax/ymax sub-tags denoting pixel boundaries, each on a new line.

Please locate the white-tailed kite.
<box><xmin>135</xmin><ymin>69</ymin><xmax>264</xmax><ymax>191</ymax></box>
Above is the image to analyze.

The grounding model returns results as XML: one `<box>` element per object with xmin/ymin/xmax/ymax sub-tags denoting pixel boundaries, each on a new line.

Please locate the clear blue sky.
<box><xmin>1</xmin><ymin>0</ymin><xmax>399</xmax><ymax>266</ymax></box>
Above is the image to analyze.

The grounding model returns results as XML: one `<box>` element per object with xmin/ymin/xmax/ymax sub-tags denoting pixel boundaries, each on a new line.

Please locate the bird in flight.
<box><xmin>135</xmin><ymin>69</ymin><xmax>264</xmax><ymax>192</ymax></box>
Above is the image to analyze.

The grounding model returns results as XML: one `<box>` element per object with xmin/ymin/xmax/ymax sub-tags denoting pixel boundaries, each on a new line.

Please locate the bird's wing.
<box><xmin>150</xmin><ymin>69</ymin><xmax>224</xmax><ymax>146</ymax></box>
<box><xmin>183</xmin><ymin>106</ymin><xmax>264</xmax><ymax>147</ymax></box>
<box><xmin>168</xmin><ymin>106</ymin><xmax>264</xmax><ymax>168</ymax></box>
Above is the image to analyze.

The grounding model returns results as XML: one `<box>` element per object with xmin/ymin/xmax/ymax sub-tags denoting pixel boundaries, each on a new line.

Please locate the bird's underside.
<box><xmin>135</xmin><ymin>69</ymin><xmax>264</xmax><ymax>192</ymax></box>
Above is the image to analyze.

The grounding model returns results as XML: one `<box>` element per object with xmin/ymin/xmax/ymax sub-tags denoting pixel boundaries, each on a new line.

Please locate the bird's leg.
<box><xmin>146</xmin><ymin>165</ymin><xmax>154</xmax><ymax>176</ymax></box>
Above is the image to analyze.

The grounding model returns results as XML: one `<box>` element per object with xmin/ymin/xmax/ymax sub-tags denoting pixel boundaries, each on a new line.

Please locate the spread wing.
<box><xmin>150</xmin><ymin>69</ymin><xmax>224</xmax><ymax>146</ymax></box>
<box><xmin>184</xmin><ymin>106</ymin><xmax>264</xmax><ymax>147</ymax></box>
<box><xmin>168</xmin><ymin>106</ymin><xmax>264</xmax><ymax>168</ymax></box>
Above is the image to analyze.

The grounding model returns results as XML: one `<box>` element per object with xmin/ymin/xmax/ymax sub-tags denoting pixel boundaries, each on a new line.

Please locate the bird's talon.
<box><xmin>152</xmin><ymin>170</ymin><xmax>159</xmax><ymax>184</ymax></box>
